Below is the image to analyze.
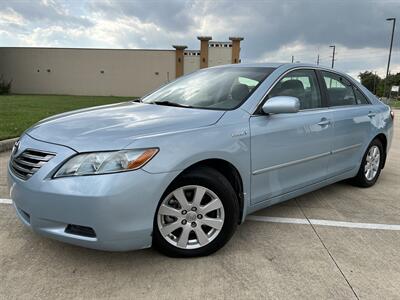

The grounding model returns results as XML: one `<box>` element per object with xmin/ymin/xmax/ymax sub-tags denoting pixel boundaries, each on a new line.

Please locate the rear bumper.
<box><xmin>8</xmin><ymin>134</ymin><xmax>179</xmax><ymax>251</ymax></box>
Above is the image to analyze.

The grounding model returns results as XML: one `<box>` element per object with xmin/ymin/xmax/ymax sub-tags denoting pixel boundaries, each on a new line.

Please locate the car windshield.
<box><xmin>141</xmin><ymin>67</ymin><xmax>275</xmax><ymax>110</ymax></box>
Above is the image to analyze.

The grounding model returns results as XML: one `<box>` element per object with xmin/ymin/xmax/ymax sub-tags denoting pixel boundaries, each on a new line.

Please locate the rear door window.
<box><xmin>321</xmin><ymin>71</ymin><xmax>356</xmax><ymax>106</ymax></box>
<box><xmin>353</xmin><ymin>87</ymin><xmax>370</xmax><ymax>104</ymax></box>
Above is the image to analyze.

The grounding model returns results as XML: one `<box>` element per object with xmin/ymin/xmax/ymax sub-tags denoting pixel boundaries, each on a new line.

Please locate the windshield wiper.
<box><xmin>152</xmin><ymin>101</ymin><xmax>193</xmax><ymax>108</ymax></box>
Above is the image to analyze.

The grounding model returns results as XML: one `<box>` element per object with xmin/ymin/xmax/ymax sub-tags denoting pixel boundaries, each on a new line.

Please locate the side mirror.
<box><xmin>262</xmin><ymin>96</ymin><xmax>300</xmax><ymax>114</ymax></box>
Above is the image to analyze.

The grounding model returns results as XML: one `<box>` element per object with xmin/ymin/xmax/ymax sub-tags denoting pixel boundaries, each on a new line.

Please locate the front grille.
<box><xmin>10</xmin><ymin>149</ymin><xmax>55</xmax><ymax>180</ymax></box>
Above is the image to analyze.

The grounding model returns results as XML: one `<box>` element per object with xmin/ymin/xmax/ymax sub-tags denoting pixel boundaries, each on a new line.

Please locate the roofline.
<box><xmin>0</xmin><ymin>46</ymin><xmax>176</xmax><ymax>52</ymax></box>
<box><xmin>276</xmin><ymin>63</ymin><xmax>352</xmax><ymax>77</ymax></box>
<box><xmin>235</xmin><ymin>62</ymin><xmax>351</xmax><ymax>75</ymax></box>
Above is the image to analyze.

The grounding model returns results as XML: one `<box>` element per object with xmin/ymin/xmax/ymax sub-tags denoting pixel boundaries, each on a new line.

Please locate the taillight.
<box><xmin>390</xmin><ymin>110</ymin><xmax>394</xmax><ymax>120</ymax></box>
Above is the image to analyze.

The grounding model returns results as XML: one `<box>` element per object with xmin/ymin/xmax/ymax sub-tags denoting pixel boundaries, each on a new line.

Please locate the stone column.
<box><xmin>197</xmin><ymin>36</ymin><xmax>212</xmax><ymax>68</ymax></box>
<box><xmin>173</xmin><ymin>45</ymin><xmax>187</xmax><ymax>78</ymax></box>
<box><xmin>229</xmin><ymin>37</ymin><xmax>244</xmax><ymax>64</ymax></box>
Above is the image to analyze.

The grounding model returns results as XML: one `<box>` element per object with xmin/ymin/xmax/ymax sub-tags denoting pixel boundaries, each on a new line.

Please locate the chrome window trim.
<box><xmin>326</xmin><ymin>103</ymin><xmax>373</xmax><ymax>110</ymax></box>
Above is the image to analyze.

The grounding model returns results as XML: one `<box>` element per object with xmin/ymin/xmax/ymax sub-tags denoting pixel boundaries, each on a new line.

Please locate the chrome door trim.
<box><xmin>252</xmin><ymin>143</ymin><xmax>362</xmax><ymax>175</ymax></box>
<box><xmin>252</xmin><ymin>151</ymin><xmax>331</xmax><ymax>175</ymax></box>
<box><xmin>332</xmin><ymin>143</ymin><xmax>362</xmax><ymax>154</ymax></box>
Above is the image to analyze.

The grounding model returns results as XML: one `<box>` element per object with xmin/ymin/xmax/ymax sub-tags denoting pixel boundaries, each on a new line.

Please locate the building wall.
<box><xmin>208</xmin><ymin>43</ymin><xmax>232</xmax><ymax>67</ymax></box>
<box><xmin>0</xmin><ymin>47</ymin><xmax>176</xmax><ymax>97</ymax></box>
<box><xmin>183</xmin><ymin>51</ymin><xmax>200</xmax><ymax>75</ymax></box>
<box><xmin>0</xmin><ymin>38</ymin><xmax>242</xmax><ymax>96</ymax></box>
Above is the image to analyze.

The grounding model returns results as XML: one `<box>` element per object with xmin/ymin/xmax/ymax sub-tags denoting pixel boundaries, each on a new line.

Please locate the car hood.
<box><xmin>26</xmin><ymin>102</ymin><xmax>225</xmax><ymax>152</ymax></box>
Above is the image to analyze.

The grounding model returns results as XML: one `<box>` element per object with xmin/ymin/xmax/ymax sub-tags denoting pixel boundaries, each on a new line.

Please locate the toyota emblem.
<box><xmin>12</xmin><ymin>140</ymin><xmax>20</xmax><ymax>156</ymax></box>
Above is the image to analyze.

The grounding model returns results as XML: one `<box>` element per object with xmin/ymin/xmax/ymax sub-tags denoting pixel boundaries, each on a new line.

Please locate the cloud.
<box><xmin>0</xmin><ymin>0</ymin><xmax>399</xmax><ymax>77</ymax></box>
<box><xmin>1</xmin><ymin>0</ymin><xmax>92</xmax><ymax>27</ymax></box>
<box><xmin>89</xmin><ymin>0</ymin><xmax>196</xmax><ymax>32</ymax></box>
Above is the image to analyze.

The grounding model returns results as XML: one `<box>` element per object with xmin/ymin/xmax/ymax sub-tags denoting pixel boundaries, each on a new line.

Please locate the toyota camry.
<box><xmin>8</xmin><ymin>63</ymin><xmax>394</xmax><ymax>257</ymax></box>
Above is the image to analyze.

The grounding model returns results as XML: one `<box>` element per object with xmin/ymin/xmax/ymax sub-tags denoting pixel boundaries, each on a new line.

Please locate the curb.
<box><xmin>0</xmin><ymin>138</ymin><xmax>18</xmax><ymax>153</ymax></box>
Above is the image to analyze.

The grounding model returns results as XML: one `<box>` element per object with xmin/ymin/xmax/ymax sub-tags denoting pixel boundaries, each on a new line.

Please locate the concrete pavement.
<box><xmin>0</xmin><ymin>114</ymin><xmax>399</xmax><ymax>299</ymax></box>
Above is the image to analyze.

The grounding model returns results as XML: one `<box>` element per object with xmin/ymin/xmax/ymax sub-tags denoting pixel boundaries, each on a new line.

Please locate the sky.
<box><xmin>0</xmin><ymin>0</ymin><xmax>399</xmax><ymax>79</ymax></box>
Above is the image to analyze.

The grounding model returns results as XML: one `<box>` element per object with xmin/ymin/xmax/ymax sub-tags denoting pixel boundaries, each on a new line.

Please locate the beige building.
<box><xmin>0</xmin><ymin>36</ymin><xmax>243</xmax><ymax>97</ymax></box>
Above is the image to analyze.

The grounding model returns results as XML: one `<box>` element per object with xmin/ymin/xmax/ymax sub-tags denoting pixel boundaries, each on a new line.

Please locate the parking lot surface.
<box><xmin>0</xmin><ymin>114</ymin><xmax>399</xmax><ymax>299</ymax></box>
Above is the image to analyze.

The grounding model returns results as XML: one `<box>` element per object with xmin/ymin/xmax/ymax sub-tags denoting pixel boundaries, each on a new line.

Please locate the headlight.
<box><xmin>53</xmin><ymin>148</ymin><xmax>158</xmax><ymax>178</ymax></box>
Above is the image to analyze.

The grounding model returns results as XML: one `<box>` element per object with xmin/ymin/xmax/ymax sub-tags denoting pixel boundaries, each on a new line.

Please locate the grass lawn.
<box><xmin>390</xmin><ymin>100</ymin><xmax>400</xmax><ymax>108</ymax></box>
<box><xmin>0</xmin><ymin>94</ymin><xmax>136</xmax><ymax>140</ymax></box>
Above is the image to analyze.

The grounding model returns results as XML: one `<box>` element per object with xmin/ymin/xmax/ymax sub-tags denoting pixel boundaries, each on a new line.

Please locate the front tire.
<box><xmin>153</xmin><ymin>167</ymin><xmax>239</xmax><ymax>257</ymax></box>
<box><xmin>351</xmin><ymin>139</ymin><xmax>383</xmax><ymax>187</ymax></box>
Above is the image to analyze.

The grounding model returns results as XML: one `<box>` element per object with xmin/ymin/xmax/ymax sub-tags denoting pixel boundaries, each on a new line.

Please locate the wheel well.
<box><xmin>374</xmin><ymin>133</ymin><xmax>387</xmax><ymax>168</ymax></box>
<box><xmin>181</xmin><ymin>159</ymin><xmax>244</xmax><ymax>224</ymax></box>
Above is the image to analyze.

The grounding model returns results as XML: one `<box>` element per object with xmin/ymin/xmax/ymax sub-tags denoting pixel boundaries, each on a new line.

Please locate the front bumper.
<box><xmin>8</xmin><ymin>134</ymin><xmax>180</xmax><ymax>251</ymax></box>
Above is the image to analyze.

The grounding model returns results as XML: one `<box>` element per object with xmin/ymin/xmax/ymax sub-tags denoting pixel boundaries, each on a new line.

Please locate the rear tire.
<box><xmin>153</xmin><ymin>167</ymin><xmax>239</xmax><ymax>257</ymax></box>
<box><xmin>351</xmin><ymin>139</ymin><xmax>383</xmax><ymax>188</ymax></box>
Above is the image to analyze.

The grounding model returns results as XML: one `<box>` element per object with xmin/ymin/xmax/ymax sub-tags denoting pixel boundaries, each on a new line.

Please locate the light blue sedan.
<box><xmin>8</xmin><ymin>63</ymin><xmax>394</xmax><ymax>257</ymax></box>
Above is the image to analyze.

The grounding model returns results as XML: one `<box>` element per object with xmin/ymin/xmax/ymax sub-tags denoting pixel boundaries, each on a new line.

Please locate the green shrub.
<box><xmin>0</xmin><ymin>76</ymin><xmax>12</xmax><ymax>94</ymax></box>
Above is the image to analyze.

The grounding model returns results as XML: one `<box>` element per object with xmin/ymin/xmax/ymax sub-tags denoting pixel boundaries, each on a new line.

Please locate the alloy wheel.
<box><xmin>364</xmin><ymin>145</ymin><xmax>380</xmax><ymax>181</ymax></box>
<box><xmin>157</xmin><ymin>185</ymin><xmax>225</xmax><ymax>249</ymax></box>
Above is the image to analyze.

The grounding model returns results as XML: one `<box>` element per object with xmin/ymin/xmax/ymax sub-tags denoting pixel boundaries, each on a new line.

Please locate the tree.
<box><xmin>383</xmin><ymin>72</ymin><xmax>400</xmax><ymax>98</ymax></box>
<box><xmin>359</xmin><ymin>71</ymin><xmax>400</xmax><ymax>98</ymax></box>
<box><xmin>358</xmin><ymin>71</ymin><xmax>381</xmax><ymax>95</ymax></box>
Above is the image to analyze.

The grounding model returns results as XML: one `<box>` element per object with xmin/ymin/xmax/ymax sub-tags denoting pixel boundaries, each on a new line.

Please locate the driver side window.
<box><xmin>269</xmin><ymin>69</ymin><xmax>322</xmax><ymax>110</ymax></box>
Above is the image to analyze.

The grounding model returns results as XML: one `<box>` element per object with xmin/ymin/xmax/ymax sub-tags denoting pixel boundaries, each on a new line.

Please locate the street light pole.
<box><xmin>383</xmin><ymin>17</ymin><xmax>396</xmax><ymax>98</ymax></box>
<box><xmin>330</xmin><ymin>45</ymin><xmax>336</xmax><ymax>68</ymax></box>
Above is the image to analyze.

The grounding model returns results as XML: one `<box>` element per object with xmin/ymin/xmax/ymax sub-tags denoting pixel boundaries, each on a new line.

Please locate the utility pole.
<box><xmin>383</xmin><ymin>17</ymin><xmax>396</xmax><ymax>98</ymax></box>
<box><xmin>330</xmin><ymin>45</ymin><xmax>336</xmax><ymax>68</ymax></box>
<box><xmin>373</xmin><ymin>71</ymin><xmax>377</xmax><ymax>95</ymax></box>
<box><xmin>291</xmin><ymin>56</ymin><xmax>294</xmax><ymax>63</ymax></box>
<box><xmin>316</xmin><ymin>54</ymin><xmax>320</xmax><ymax>65</ymax></box>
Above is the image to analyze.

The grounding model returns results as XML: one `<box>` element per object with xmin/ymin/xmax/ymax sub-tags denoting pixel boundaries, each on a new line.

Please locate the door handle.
<box><xmin>317</xmin><ymin>119</ymin><xmax>331</xmax><ymax>126</ymax></box>
<box><xmin>368</xmin><ymin>112</ymin><xmax>376</xmax><ymax>118</ymax></box>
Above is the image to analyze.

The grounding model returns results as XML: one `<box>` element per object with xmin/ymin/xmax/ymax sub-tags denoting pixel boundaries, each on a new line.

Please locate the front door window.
<box><xmin>269</xmin><ymin>69</ymin><xmax>322</xmax><ymax>110</ymax></box>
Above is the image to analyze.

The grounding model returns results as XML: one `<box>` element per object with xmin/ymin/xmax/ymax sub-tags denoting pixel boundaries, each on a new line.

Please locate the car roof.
<box><xmin>217</xmin><ymin>62</ymin><xmax>344</xmax><ymax>73</ymax></box>
<box><xmin>218</xmin><ymin>62</ymin><xmax>337</xmax><ymax>70</ymax></box>
<box><xmin>214</xmin><ymin>63</ymin><xmax>351</xmax><ymax>78</ymax></box>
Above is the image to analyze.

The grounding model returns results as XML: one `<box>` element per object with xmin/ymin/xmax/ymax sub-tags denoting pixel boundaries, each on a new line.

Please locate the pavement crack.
<box><xmin>295</xmin><ymin>199</ymin><xmax>360</xmax><ymax>300</ymax></box>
